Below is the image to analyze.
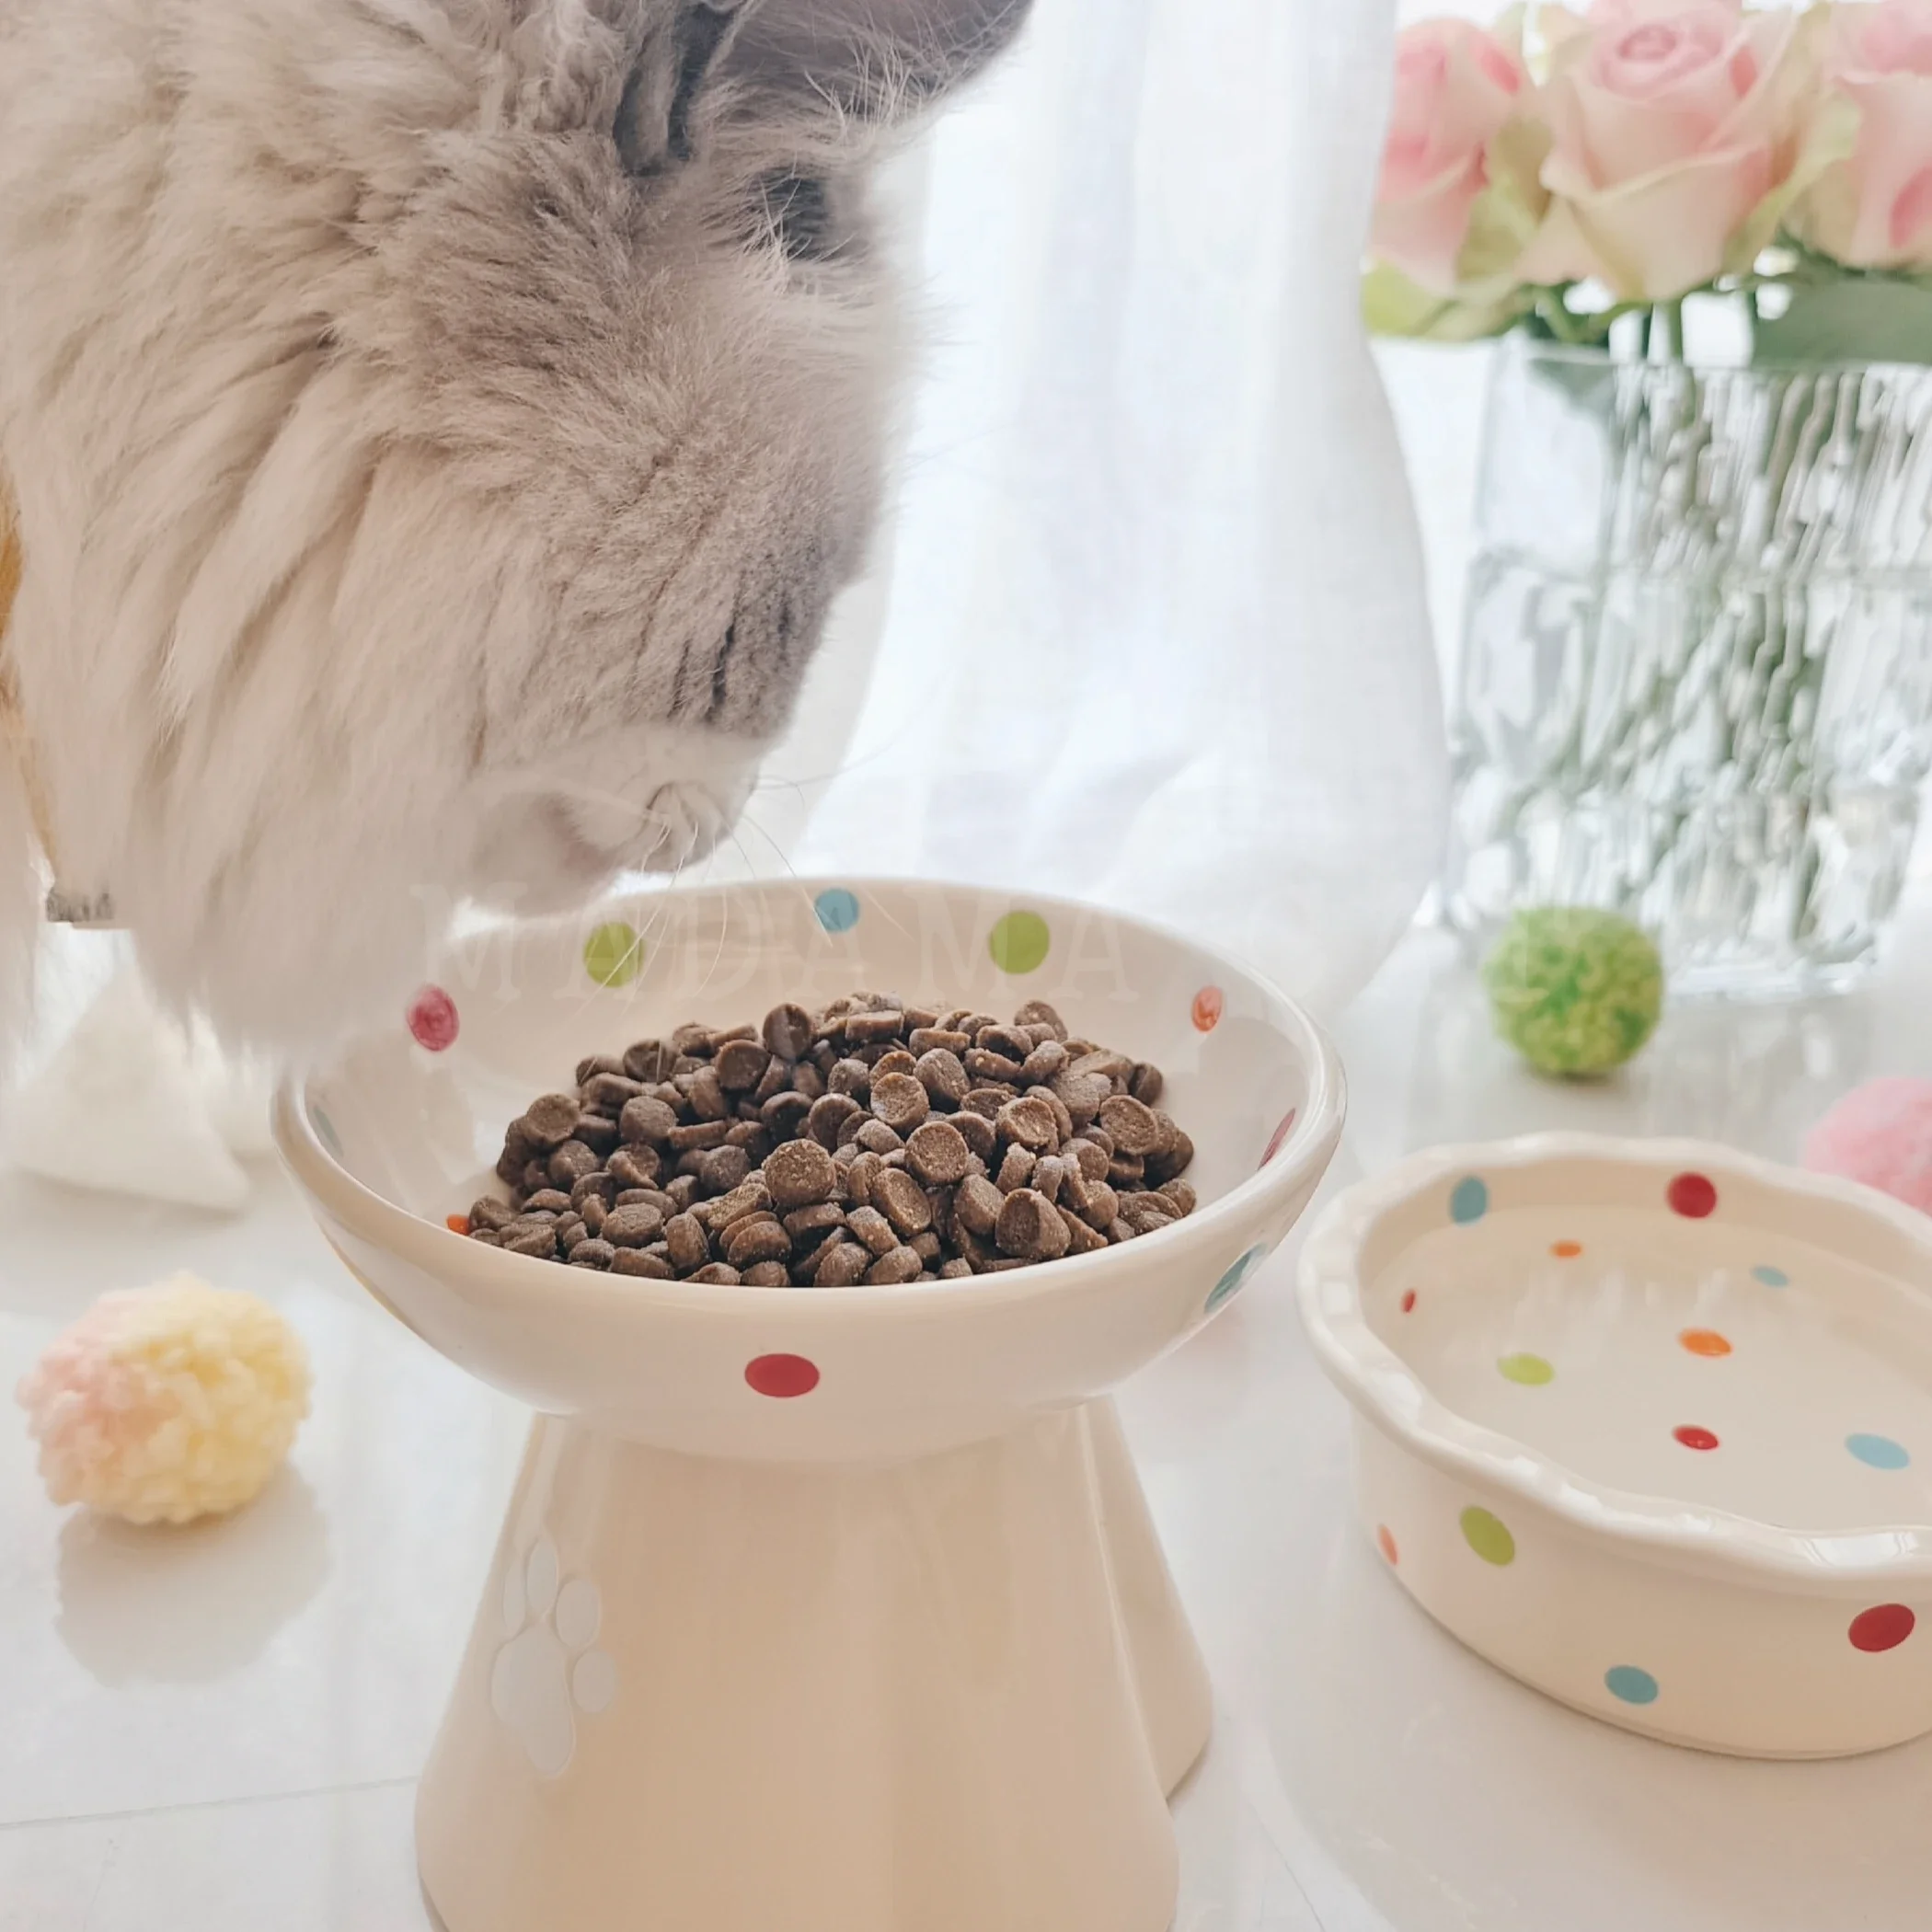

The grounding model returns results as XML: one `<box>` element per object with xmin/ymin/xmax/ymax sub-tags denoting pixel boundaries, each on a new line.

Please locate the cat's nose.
<box><xmin>627</xmin><ymin>779</ymin><xmax>741</xmax><ymax>872</ymax></box>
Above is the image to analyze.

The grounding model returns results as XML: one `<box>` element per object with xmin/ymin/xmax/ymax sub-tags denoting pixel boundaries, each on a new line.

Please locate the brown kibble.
<box><xmin>856</xmin><ymin>1118</ymin><xmax>903</xmax><ymax>1156</ymax></box>
<box><xmin>603</xmin><ymin>1202</ymin><xmax>667</xmax><ymax>1248</ymax></box>
<box><xmin>914</xmin><ymin>1049</ymin><xmax>970</xmax><ymax>1109</ymax></box>
<box><xmin>909</xmin><ymin>1028</ymin><xmax>972</xmax><ymax>1056</ymax></box>
<box><xmin>906</xmin><ymin>1120</ymin><xmax>972</xmax><ymax>1186</ymax></box>
<box><xmin>608</xmin><ymin>1144</ymin><xmax>662</xmax><ymax>1191</ymax></box>
<box><xmin>869</xmin><ymin>1072</ymin><xmax>930</xmax><ymax>1133</ymax></box>
<box><xmin>763</xmin><ymin>1003</ymin><xmax>814</xmax><ymax>1061</ymax></box>
<box><xmin>522</xmin><ymin>1093</ymin><xmax>581</xmax><ymax>1150</ymax></box>
<box><xmin>620</xmin><ymin>1095</ymin><xmax>680</xmax><ymax>1144</ymax></box>
<box><xmin>1067</xmin><ymin>1137</ymin><xmax>1109</xmax><ymax>1184</ymax></box>
<box><xmin>573</xmin><ymin>1113</ymin><xmax>620</xmax><ymax>1157</ymax></box>
<box><xmin>815</xmin><ymin>1241</ymin><xmax>870</xmax><ymax>1288</ymax></box>
<box><xmin>996</xmin><ymin>1095</ymin><xmax>1060</xmax><ymax>1153</ymax></box>
<box><xmin>687</xmin><ymin>1145</ymin><xmax>752</xmax><ymax>1196</ymax></box>
<box><xmin>760</xmin><ymin>1091</ymin><xmax>814</xmax><ymax>1138</ymax></box>
<box><xmin>1118</xmin><ymin>1193</ymin><xmax>1179</xmax><ymax>1236</ymax></box>
<box><xmin>624</xmin><ymin>1040</ymin><xmax>675</xmax><ymax>1083</ymax></box>
<box><xmin>867</xmin><ymin>1246</ymin><xmax>925</xmax><ymax>1285</ymax></box>
<box><xmin>1078</xmin><ymin>1125</ymin><xmax>1114</xmax><ymax>1157</ymax></box>
<box><xmin>723</xmin><ymin>1215</ymin><xmax>793</xmax><ymax>1270</ymax></box>
<box><xmin>1129</xmin><ymin>1064</ymin><xmax>1165</xmax><ymax>1106</ymax></box>
<box><xmin>496</xmin><ymin>1123</ymin><xmax>532</xmax><ymax>1186</ymax></box>
<box><xmin>547</xmin><ymin>1141</ymin><xmax>601</xmax><ymax>1188</ymax></box>
<box><xmin>1031</xmin><ymin>1155</ymin><xmax>1068</xmax><ymax>1205</ymax></box>
<box><xmin>688</xmin><ymin>1263</ymin><xmax>742</xmax><ymax>1286</ymax></box>
<box><xmin>581</xmin><ymin>1196</ymin><xmax>608</xmax><ymax>1236</ymax></box>
<box><xmin>829</xmin><ymin>1057</ymin><xmax>872</xmax><ymax>1098</ymax></box>
<box><xmin>845</xmin><ymin>1150</ymin><xmax>884</xmax><ymax>1205</ymax></box>
<box><xmin>910</xmin><ymin>1231</ymin><xmax>943</xmax><ymax>1264</ymax></box>
<box><xmin>469</xmin><ymin>1196</ymin><xmax>515</xmax><ymax>1232</ymax></box>
<box><xmin>503</xmin><ymin>1223</ymin><xmax>558</xmax><ymax>1258</ymax></box>
<box><xmin>1057</xmin><ymin>1203</ymin><xmax>1110</xmax><ymax>1254</ymax></box>
<box><xmin>524</xmin><ymin>1190</ymin><xmax>573</xmax><ymax>1215</ymax></box>
<box><xmin>665</xmin><ymin>1213</ymin><xmax>711</xmax><ymax>1273</ymax></box>
<box><xmin>870</xmin><ymin>1167</ymin><xmax>934</xmax><ymax>1237</ymax></box>
<box><xmin>716</xmin><ymin>1039</ymin><xmax>771</xmax><ymax>1092</ymax></box>
<box><xmin>765</xmin><ymin>1138</ymin><xmax>839</xmax><ymax>1210</ymax></box>
<box><xmin>1077</xmin><ymin>1181</ymin><xmax>1120</xmax><ymax>1228</ymax></box>
<box><xmin>666</xmin><ymin>1119</ymin><xmax>731</xmax><ymax>1153</ymax></box>
<box><xmin>1019</xmin><ymin>1039</ymin><xmax>1068</xmax><ymax>1084</ymax></box>
<box><xmin>1013</xmin><ymin>999</ymin><xmax>1068</xmax><ymax>1039</ymax></box>
<box><xmin>612</xmin><ymin>1248</ymin><xmax>675</xmax><ymax>1279</ymax></box>
<box><xmin>1144</xmin><ymin>1118</ymin><xmax>1195</xmax><ymax>1185</ymax></box>
<box><xmin>742</xmin><ymin>1261</ymin><xmax>792</xmax><ymax>1288</ymax></box>
<box><xmin>1107</xmin><ymin>1154</ymin><xmax>1145</xmax><ymax>1187</ymax></box>
<box><xmin>1158</xmin><ymin>1179</ymin><xmax>1199</xmax><ymax>1217</ymax></box>
<box><xmin>977</xmin><ymin>1024</ymin><xmax>1036</xmax><ymax>1061</ymax></box>
<box><xmin>844</xmin><ymin>1009</ymin><xmax>905</xmax><ymax>1045</ymax></box>
<box><xmin>1098</xmin><ymin>1094</ymin><xmax>1165</xmax><ymax>1157</ymax></box>
<box><xmin>871</xmin><ymin>1049</ymin><xmax>918</xmax><ymax>1080</ymax></box>
<box><xmin>571</xmin><ymin>1171</ymin><xmax>618</xmax><ymax>1210</ymax></box>
<box><xmin>964</xmin><ymin>1048</ymin><xmax>1028</xmax><ymax>1084</ymax></box>
<box><xmin>953</xmin><ymin>1174</ymin><xmax>1004</xmax><ymax>1237</ymax></box>
<box><xmin>995</xmin><ymin>1189</ymin><xmax>1072</xmax><ymax>1262</ymax></box>
<box><xmin>696</xmin><ymin>1177</ymin><xmax>772</xmax><ymax>1233</ymax></box>
<box><xmin>682</xmin><ymin>1065</ymin><xmax>726</xmax><ymax>1121</ymax></box>
<box><xmin>664</xmin><ymin>1174</ymin><xmax>702</xmax><ymax>1213</ymax></box>
<box><xmin>672</xmin><ymin>1022</ymin><xmax>715</xmax><ymax>1057</ymax></box>
<box><xmin>577</xmin><ymin>1052</ymin><xmax>626</xmax><ymax>1086</ymax></box>
<box><xmin>952</xmin><ymin>1110</ymin><xmax>997</xmax><ymax>1162</ymax></box>
<box><xmin>555</xmin><ymin>1213</ymin><xmax>587</xmax><ymax>1250</ymax></box>
<box><xmin>1071</xmin><ymin>1050</ymin><xmax>1133</xmax><ymax>1086</ymax></box>
<box><xmin>1037</xmin><ymin>1085</ymin><xmax>1074</xmax><ymax>1146</ymax></box>
<box><xmin>584</xmin><ymin>1073</ymin><xmax>646</xmax><ymax>1117</ymax></box>
<box><xmin>808</xmin><ymin>1092</ymin><xmax>863</xmax><ymax>1148</ymax></box>
<box><xmin>784</xmin><ymin>1202</ymin><xmax>846</xmax><ymax>1242</ymax></box>
<box><xmin>995</xmin><ymin>1145</ymin><xmax>1037</xmax><ymax>1194</ymax></box>
<box><xmin>960</xmin><ymin>1087</ymin><xmax>1011</xmax><ymax>1120</ymax></box>
<box><xmin>753</xmin><ymin>1056</ymin><xmax>792</xmax><ymax>1105</ymax></box>
<box><xmin>937</xmin><ymin>1257</ymin><xmax>973</xmax><ymax>1279</ymax></box>
<box><xmin>569</xmin><ymin>1238</ymin><xmax>616</xmax><ymax>1270</ymax></box>
<box><xmin>519</xmin><ymin>1159</ymin><xmax>552</xmax><ymax>1196</ymax></box>
<box><xmin>789</xmin><ymin>1061</ymin><xmax>826</xmax><ymax>1101</ymax></box>
<box><xmin>846</xmin><ymin>1205</ymin><xmax>900</xmax><ymax>1256</ymax></box>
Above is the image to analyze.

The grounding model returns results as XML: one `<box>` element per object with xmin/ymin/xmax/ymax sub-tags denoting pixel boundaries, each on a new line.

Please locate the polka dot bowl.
<box><xmin>276</xmin><ymin>878</ymin><xmax>1342</xmax><ymax>1465</ymax></box>
<box><xmin>1297</xmin><ymin>1134</ymin><xmax>1932</xmax><ymax>1759</ymax></box>
<box><xmin>274</xmin><ymin>880</ymin><xmax>1341</xmax><ymax>1932</ymax></box>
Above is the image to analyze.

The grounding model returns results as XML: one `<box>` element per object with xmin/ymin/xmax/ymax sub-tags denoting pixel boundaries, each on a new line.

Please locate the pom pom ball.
<box><xmin>16</xmin><ymin>1275</ymin><xmax>310</xmax><ymax>1524</ymax></box>
<box><xmin>1482</xmin><ymin>906</ymin><xmax>1663</xmax><ymax>1077</ymax></box>
<box><xmin>1803</xmin><ymin>1078</ymin><xmax>1932</xmax><ymax>1213</ymax></box>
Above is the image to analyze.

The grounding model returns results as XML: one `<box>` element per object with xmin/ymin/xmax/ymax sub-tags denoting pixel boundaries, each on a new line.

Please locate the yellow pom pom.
<box><xmin>16</xmin><ymin>1274</ymin><xmax>310</xmax><ymax>1524</ymax></box>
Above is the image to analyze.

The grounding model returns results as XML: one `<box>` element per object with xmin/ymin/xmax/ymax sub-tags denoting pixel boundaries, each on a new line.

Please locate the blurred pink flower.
<box><xmin>1524</xmin><ymin>0</ymin><xmax>1813</xmax><ymax>299</ymax></box>
<box><xmin>1791</xmin><ymin>0</ymin><xmax>1932</xmax><ymax>268</ymax></box>
<box><xmin>1371</xmin><ymin>17</ymin><xmax>1525</xmax><ymax>295</ymax></box>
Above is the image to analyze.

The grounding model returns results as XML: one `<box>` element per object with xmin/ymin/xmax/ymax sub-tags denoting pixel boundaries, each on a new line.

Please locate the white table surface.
<box><xmin>6</xmin><ymin>896</ymin><xmax>1932</xmax><ymax>1932</ymax></box>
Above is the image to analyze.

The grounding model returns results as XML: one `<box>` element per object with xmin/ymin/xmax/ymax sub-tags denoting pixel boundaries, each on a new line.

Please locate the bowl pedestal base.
<box><xmin>417</xmin><ymin>1397</ymin><xmax>1212</xmax><ymax>1932</ymax></box>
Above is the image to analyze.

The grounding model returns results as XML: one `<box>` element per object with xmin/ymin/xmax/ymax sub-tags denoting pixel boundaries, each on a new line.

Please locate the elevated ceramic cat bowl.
<box><xmin>1298</xmin><ymin>1133</ymin><xmax>1932</xmax><ymax>1759</ymax></box>
<box><xmin>274</xmin><ymin>879</ymin><xmax>1343</xmax><ymax>1932</ymax></box>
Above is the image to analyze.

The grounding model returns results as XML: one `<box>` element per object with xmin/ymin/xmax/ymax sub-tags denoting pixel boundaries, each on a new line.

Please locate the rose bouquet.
<box><xmin>1367</xmin><ymin>0</ymin><xmax>1932</xmax><ymax>360</ymax></box>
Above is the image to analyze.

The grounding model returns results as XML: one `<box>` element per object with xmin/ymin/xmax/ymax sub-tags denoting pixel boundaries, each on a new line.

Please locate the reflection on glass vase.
<box><xmin>1443</xmin><ymin>338</ymin><xmax>1932</xmax><ymax>997</ymax></box>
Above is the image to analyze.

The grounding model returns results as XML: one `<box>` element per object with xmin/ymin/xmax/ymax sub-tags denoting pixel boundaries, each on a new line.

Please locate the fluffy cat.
<box><xmin>0</xmin><ymin>0</ymin><xmax>1028</xmax><ymax>1050</ymax></box>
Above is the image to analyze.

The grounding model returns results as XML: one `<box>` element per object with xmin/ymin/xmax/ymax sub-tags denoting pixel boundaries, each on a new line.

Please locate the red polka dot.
<box><xmin>1376</xmin><ymin>1525</ymin><xmax>1398</xmax><ymax>1565</ymax></box>
<box><xmin>446</xmin><ymin>1213</ymin><xmax>471</xmax><ymax>1237</ymax></box>
<box><xmin>1261</xmin><ymin>1110</ymin><xmax>1298</xmax><ymax>1167</ymax></box>
<box><xmin>1850</xmin><ymin>1604</ymin><xmax>1916</xmax><ymax>1653</ymax></box>
<box><xmin>407</xmin><ymin>985</ymin><xmax>460</xmax><ymax>1052</ymax></box>
<box><xmin>1673</xmin><ymin>1424</ymin><xmax>1719</xmax><ymax>1451</ymax></box>
<box><xmin>1192</xmin><ymin>986</ymin><xmax>1225</xmax><ymax>1033</ymax></box>
<box><xmin>1400</xmin><ymin>1290</ymin><xmax>1417</xmax><ymax>1314</ymax></box>
<box><xmin>1668</xmin><ymin>1172</ymin><xmax>1718</xmax><ymax>1218</ymax></box>
<box><xmin>745</xmin><ymin>1353</ymin><xmax>820</xmax><ymax>1399</ymax></box>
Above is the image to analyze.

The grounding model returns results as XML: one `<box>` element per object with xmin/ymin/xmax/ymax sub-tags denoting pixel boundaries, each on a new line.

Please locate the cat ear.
<box><xmin>729</xmin><ymin>0</ymin><xmax>1032</xmax><ymax>123</ymax></box>
<box><xmin>615</xmin><ymin>1</ymin><xmax>756</xmax><ymax>175</ymax></box>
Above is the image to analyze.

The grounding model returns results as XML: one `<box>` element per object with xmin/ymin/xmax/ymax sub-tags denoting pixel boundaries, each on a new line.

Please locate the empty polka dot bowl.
<box><xmin>1297</xmin><ymin>1134</ymin><xmax>1932</xmax><ymax>1760</ymax></box>
<box><xmin>273</xmin><ymin>880</ymin><xmax>1342</xmax><ymax>1932</ymax></box>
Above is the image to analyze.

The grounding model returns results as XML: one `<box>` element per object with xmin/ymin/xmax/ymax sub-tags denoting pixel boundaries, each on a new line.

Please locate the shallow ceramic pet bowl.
<box><xmin>274</xmin><ymin>879</ymin><xmax>1342</xmax><ymax>1932</ymax></box>
<box><xmin>1298</xmin><ymin>1133</ymin><xmax>1932</xmax><ymax>1759</ymax></box>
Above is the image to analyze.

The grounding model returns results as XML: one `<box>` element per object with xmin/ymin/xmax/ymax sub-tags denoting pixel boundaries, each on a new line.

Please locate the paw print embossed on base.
<box><xmin>490</xmin><ymin>1536</ymin><xmax>617</xmax><ymax>1778</ymax></box>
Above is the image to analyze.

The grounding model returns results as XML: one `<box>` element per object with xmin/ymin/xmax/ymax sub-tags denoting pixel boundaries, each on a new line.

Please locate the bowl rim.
<box><xmin>1296</xmin><ymin>1132</ymin><xmax>1932</xmax><ymax>1589</ymax></box>
<box><xmin>273</xmin><ymin>876</ymin><xmax>1348</xmax><ymax>1323</ymax></box>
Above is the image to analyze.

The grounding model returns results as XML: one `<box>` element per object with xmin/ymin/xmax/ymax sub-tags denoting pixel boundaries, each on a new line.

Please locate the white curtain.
<box><xmin>743</xmin><ymin>0</ymin><xmax>1449</xmax><ymax>1021</ymax></box>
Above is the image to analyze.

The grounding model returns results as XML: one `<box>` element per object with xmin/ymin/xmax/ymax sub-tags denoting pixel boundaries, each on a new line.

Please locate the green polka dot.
<box><xmin>583</xmin><ymin>921</ymin><xmax>643</xmax><ymax>989</ymax></box>
<box><xmin>1460</xmin><ymin>1506</ymin><xmax>1515</xmax><ymax>1566</ymax></box>
<box><xmin>1499</xmin><ymin>1352</ymin><xmax>1555</xmax><ymax>1386</ymax></box>
<box><xmin>988</xmin><ymin>911</ymin><xmax>1051</xmax><ymax>976</ymax></box>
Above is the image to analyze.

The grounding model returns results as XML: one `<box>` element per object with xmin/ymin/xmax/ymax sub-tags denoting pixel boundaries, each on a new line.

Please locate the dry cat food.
<box><xmin>459</xmin><ymin>994</ymin><xmax>1197</xmax><ymax>1286</ymax></box>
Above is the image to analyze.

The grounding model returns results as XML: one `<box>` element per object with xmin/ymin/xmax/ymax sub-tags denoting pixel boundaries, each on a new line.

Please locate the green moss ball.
<box><xmin>1482</xmin><ymin>907</ymin><xmax>1663</xmax><ymax>1077</ymax></box>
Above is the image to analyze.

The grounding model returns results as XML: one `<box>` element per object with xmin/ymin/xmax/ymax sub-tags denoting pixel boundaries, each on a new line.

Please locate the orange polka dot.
<box><xmin>1551</xmin><ymin>1240</ymin><xmax>1582</xmax><ymax>1259</ymax></box>
<box><xmin>1191</xmin><ymin>985</ymin><xmax>1225</xmax><ymax>1033</ymax></box>
<box><xmin>1680</xmin><ymin>1328</ymin><xmax>1732</xmax><ymax>1358</ymax></box>
<box><xmin>1376</xmin><ymin>1525</ymin><xmax>1398</xmax><ymax>1566</ymax></box>
<box><xmin>446</xmin><ymin>1213</ymin><xmax>471</xmax><ymax>1236</ymax></box>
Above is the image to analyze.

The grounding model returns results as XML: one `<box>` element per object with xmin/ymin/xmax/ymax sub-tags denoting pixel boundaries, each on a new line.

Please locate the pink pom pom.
<box><xmin>1803</xmin><ymin>1078</ymin><xmax>1932</xmax><ymax>1213</ymax></box>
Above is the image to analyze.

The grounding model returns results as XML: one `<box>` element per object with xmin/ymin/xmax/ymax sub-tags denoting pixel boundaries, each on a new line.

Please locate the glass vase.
<box><xmin>1443</xmin><ymin>338</ymin><xmax>1932</xmax><ymax>996</ymax></box>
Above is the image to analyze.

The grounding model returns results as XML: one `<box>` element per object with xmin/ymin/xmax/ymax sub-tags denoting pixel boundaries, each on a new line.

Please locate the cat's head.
<box><xmin>0</xmin><ymin>0</ymin><xmax>1029</xmax><ymax>1045</ymax></box>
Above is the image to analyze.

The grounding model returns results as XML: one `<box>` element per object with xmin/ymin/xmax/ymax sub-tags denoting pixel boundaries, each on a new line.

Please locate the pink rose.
<box><xmin>1371</xmin><ymin>18</ymin><xmax>1525</xmax><ymax>296</ymax></box>
<box><xmin>1526</xmin><ymin>0</ymin><xmax>1811</xmax><ymax>300</ymax></box>
<box><xmin>1791</xmin><ymin>1</ymin><xmax>1932</xmax><ymax>269</ymax></box>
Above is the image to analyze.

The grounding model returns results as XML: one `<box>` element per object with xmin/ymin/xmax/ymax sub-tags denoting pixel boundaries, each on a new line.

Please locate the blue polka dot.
<box><xmin>1450</xmin><ymin>1177</ymin><xmax>1489</xmax><ymax>1225</ymax></box>
<box><xmin>814</xmin><ymin>888</ymin><xmax>860</xmax><ymax>935</ymax></box>
<box><xmin>310</xmin><ymin>1105</ymin><xmax>342</xmax><ymax>1160</ymax></box>
<box><xmin>1847</xmin><ymin>1433</ymin><xmax>1912</xmax><ymax>1471</ymax></box>
<box><xmin>1605</xmin><ymin>1665</ymin><xmax>1660</xmax><ymax>1707</ymax></box>
<box><xmin>1207</xmin><ymin>1245</ymin><xmax>1268</xmax><ymax>1317</ymax></box>
<box><xmin>1753</xmin><ymin>1265</ymin><xmax>1789</xmax><ymax>1287</ymax></box>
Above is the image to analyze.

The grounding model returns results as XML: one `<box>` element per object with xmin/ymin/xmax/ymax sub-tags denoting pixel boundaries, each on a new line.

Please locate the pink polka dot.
<box><xmin>1400</xmin><ymin>1290</ymin><xmax>1417</xmax><ymax>1314</ymax></box>
<box><xmin>1850</xmin><ymin>1604</ymin><xmax>1916</xmax><ymax>1653</ymax></box>
<box><xmin>1673</xmin><ymin>1424</ymin><xmax>1719</xmax><ymax>1452</ymax></box>
<box><xmin>407</xmin><ymin>985</ymin><xmax>460</xmax><ymax>1052</ymax></box>
<box><xmin>1668</xmin><ymin>1172</ymin><xmax>1718</xmax><ymax>1218</ymax></box>
<box><xmin>745</xmin><ymin>1353</ymin><xmax>820</xmax><ymax>1399</ymax></box>
<box><xmin>1192</xmin><ymin>986</ymin><xmax>1225</xmax><ymax>1033</ymax></box>
<box><xmin>1261</xmin><ymin>1110</ymin><xmax>1298</xmax><ymax>1167</ymax></box>
<box><xmin>1376</xmin><ymin>1525</ymin><xmax>1398</xmax><ymax>1565</ymax></box>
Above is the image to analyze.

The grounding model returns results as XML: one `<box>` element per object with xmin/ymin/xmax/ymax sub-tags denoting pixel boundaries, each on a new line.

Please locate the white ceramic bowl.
<box><xmin>1298</xmin><ymin>1133</ymin><xmax>1932</xmax><ymax>1759</ymax></box>
<box><xmin>276</xmin><ymin>878</ymin><xmax>1344</xmax><ymax>1466</ymax></box>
